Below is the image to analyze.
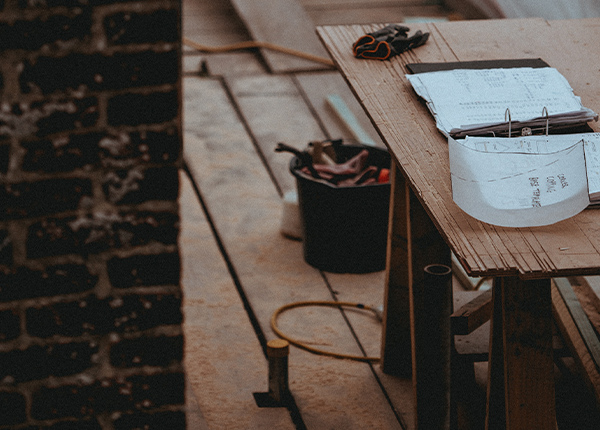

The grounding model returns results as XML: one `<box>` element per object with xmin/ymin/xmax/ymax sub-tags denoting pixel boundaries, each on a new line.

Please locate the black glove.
<box><xmin>353</xmin><ymin>25</ymin><xmax>429</xmax><ymax>60</ymax></box>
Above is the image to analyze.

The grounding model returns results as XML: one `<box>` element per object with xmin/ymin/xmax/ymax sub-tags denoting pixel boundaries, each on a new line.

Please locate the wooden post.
<box><xmin>486</xmin><ymin>277</ymin><xmax>556</xmax><ymax>430</ymax></box>
<box><xmin>380</xmin><ymin>164</ymin><xmax>451</xmax><ymax>377</ymax></box>
<box><xmin>413</xmin><ymin>263</ymin><xmax>453</xmax><ymax>430</ymax></box>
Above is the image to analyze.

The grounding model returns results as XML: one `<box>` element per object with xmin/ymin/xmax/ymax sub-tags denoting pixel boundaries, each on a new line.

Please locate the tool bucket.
<box><xmin>290</xmin><ymin>144</ymin><xmax>391</xmax><ymax>273</ymax></box>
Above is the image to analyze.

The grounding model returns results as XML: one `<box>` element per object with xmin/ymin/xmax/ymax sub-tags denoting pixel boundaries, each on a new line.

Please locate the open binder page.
<box><xmin>462</xmin><ymin>133</ymin><xmax>600</xmax><ymax>202</ymax></box>
<box><xmin>448</xmin><ymin>137</ymin><xmax>589</xmax><ymax>227</ymax></box>
<box><xmin>407</xmin><ymin>67</ymin><xmax>598</xmax><ymax>137</ymax></box>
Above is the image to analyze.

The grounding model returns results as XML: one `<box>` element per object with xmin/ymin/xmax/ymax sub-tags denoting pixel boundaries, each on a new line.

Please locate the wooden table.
<box><xmin>318</xmin><ymin>17</ymin><xmax>600</xmax><ymax>429</ymax></box>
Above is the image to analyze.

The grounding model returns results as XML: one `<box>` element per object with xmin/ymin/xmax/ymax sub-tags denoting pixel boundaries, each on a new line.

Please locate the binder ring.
<box><xmin>542</xmin><ymin>106</ymin><xmax>549</xmax><ymax>136</ymax></box>
<box><xmin>505</xmin><ymin>108</ymin><xmax>512</xmax><ymax>138</ymax></box>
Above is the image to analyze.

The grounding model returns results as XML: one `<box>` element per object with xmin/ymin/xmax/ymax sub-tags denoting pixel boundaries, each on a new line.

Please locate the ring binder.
<box><xmin>505</xmin><ymin>108</ymin><xmax>512</xmax><ymax>138</ymax></box>
<box><xmin>542</xmin><ymin>106</ymin><xmax>549</xmax><ymax>136</ymax></box>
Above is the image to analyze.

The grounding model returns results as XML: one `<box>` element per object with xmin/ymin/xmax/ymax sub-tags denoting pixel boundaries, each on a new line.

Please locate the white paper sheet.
<box><xmin>463</xmin><ymin>133</ymin><xmax>600</xmax><ymax>201</ymax></box>
<box><xmin>407</xmin><ymin>67</ymin><xmax>598</xmax><ymax>137</ymax></box>
<box><xmin>449</xmin><ymin>136</ymin><xmax>590</xmax><ymax>227</ymax></box>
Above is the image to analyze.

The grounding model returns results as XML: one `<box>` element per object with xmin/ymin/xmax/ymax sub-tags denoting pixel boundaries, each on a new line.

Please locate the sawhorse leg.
<box><xmin>486</xmin><ymin>276</ymin><xmax>557</xmax><ymax>430</ymax></box>
<box><xmin>380</xmin><ymin>165</ymin><xmax>452</xmax><ymax>428</ymax></box>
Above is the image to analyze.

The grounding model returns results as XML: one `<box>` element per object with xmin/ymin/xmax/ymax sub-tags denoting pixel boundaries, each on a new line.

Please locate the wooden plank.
<box><xmin>451</xmin><ymin>289</ymin><xmax>492</xmax><ymax>336</ymax></box>
<box><xmin>552</xmin><ymin>280</ymin><xmax>600</xmax><ymax>406</ymax></box>
<box><xmin>294</xmin><ymin>72</ymin><xmax>384</xmax><ymax>146</ymax></box>
<box><xmin>486</xmin><ymin>277</ymin><xmax>556</xmax><ymax>430</ymax></box>
<box><xmin>554</xmin><ymin>278</ymin><xmax>600</xmax><ymax>371</ymax></box>
<box><xmin>182</xmin><ymin>0</ymin><xmax>250</xmax><ymax>47</ymax></box>
<box><xmin>571</xmin><ymin>276</ymin><xmax>600</xmax><ymax>334</ymax></box>
<box><xmin>180</xmin><ymin>172</ymin><xmax>295</xmax><ymax>429</ymax></box>
<box><xmin>226</xmin><ymin>74</ymin><xmax>327</xmax><ymax>195</ymax></box>
<box><xmin>229</xmin><ymin>0</ymin><xmax>333</xmax><ymax>73</ymax></box>
<box><xmin>183</xmin><ymin>76</ymin><xmax>405</xmax><ymax>429</ymax></box>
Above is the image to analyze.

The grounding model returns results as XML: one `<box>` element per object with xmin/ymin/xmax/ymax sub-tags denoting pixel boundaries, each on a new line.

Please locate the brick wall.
<box><xmin>0</xmin><ymin>1</ymin><xmax>184</xmax><ymax>428</ymax></box>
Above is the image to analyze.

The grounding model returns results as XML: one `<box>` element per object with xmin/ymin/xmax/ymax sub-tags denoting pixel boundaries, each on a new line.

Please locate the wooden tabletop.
<box><xmin>317</xmin><ymin>17</ymin><xmax>600</xmax><ymax>279</ymax></box>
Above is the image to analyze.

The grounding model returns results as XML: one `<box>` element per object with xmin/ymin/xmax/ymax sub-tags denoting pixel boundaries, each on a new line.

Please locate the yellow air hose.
<box><xmin>182</xmin><ymin>37</ymin><xmax>335</xmax><ymax>68</ymax></box>
<box><xmin>270</xmin><ymin>300</ymin><xmax>381</xmax><ymax>362</ymax></box>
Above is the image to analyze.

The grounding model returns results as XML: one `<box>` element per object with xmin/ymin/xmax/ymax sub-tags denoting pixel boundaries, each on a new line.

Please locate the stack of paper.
<box><xmin>407</xmin><ymin>67</ymin><xmax>598</xmax><ymax>138</ymax></box>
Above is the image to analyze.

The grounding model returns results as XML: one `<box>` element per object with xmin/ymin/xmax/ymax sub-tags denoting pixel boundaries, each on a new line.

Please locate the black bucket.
<box><xmin>290</xmin><ymin>144</ymin><xmax>391</xmax><ymax>273</ymax></box>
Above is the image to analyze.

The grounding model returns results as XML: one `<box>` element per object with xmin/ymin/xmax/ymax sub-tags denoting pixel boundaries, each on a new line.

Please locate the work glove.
<box><xmin>353</xmin><ymin>24</ymin><xmax>429</xmax><ymax>60</ymax></box>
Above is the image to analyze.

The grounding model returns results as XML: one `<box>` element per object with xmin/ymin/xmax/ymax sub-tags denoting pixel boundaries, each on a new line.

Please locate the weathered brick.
<box><xmin>0</xmin><ymin>390</ymin><xmax>26</xmax><ymax>426</ymax></box>
<box><xmin>0</xmin><ymin>178</ymin><xmax>92</xmax><ymax>220</ymax></box>
<box><xmin>0</xmin><ymin>98</ymin><xmax>98</xmax><ymax>139</ymax></box>
<box><xmin>110</xmin><ymin>335</ymin><xmax>183</xmax><ymax>368</ymax></box>
<box><xmin>33</xmin><ymin>418</ymin><xmax>103</xmax><ymax>430</ymax></box>
<box><xmin>101</xmin><ymin>371</ymin><xmax>186</xmax><ymax>411</ymax></box>
<box><xmin>0</xmin><ymin>341</ymin><xmax>98</xmax><ymax>383</ymax></box>
<box><xmin>32</xmin><ymin>372</ymin><xmax>185</xmax><ymax>420</ymax></box>
<box><xmin>19</xmin><ymin>0</ymin><xmax>91</xmax><ymax>7</ymax></box>
<box><xmin>27</xmin><ymin>293</ymin><xmax>183</xmax><ymax>338</ymax></box>
<box><xmin>0</xmin><ymin>229</ymin><xmax>11</xmax><ymax>265</ymax></box>
<box><xmin>103</xmin><ymin>166</ymin><xmax>179</xmax><ymax>205</ymax></box>
<box><xmin>33</xmin><ymin>97</ymin><xmax>99</xmax><ymax>137</ymax></box>
<box><xmin>107</xmin><ymin>252</ymin><xmax>180</xmax><ymax>289</ymax></box>
<box><xmin>113</xmin><ymin>410</ymin><xmax>186</xmax><ymax>430</ymax></box>
<box><xmin>21</xmin><ymin>132</ymin><xmax>101</xmax><ymax>173</ymax></box>
<box><xmin>0</xmin><ymin>10</ymin><xmax>91</xmax><ymax>51</ymax></box>
<box><xmin>0</xmin><ymin>308</ymin><xmax>20</xmax><ymax>341</ymax></box>
<box><xmin>0</xmin><ymin>264</ymin><xmax>97</xmax><ymax>302</ymax></box>
<box><xmin>104</xmin><ymin>9</ymin><xmax>179</xmax><ymax>45</ymax></box>
<box><xmin>107</xmin><ymin>90</ymin><xmax>178</xmax><ymax>126</ymax></box>
<box><xmin>99</xmin><ymin>128</ymin><xmax>180</xmax><ymax>167</ymax></box>
<box><xmin>27</xmin><ymin>212</ymin><xmax>179</xmax><ymax>259</ymax></box>
<box><xmin>20</xmin><ymin>50</ymin><xmax>178</xmax><ymax>95</ymax></box>
<box><xmin>32</xmin><ymin>382</ymin><xmax>96</xmax><ymax>420</ymax></box>
<box><xmin>0</xmin><ymin>143</ymin><xmax>9</xmax><ymax>174</ymax></box>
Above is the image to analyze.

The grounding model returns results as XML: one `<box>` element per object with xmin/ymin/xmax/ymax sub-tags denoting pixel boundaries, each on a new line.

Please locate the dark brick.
<box><xmin>21</xmin><ymin>132</ymin><xmax>101</xmax><ymax>173</ymax></box>
<box><xmin>104</xmin><ymin>9</ymin><xmax>179</xmax><ymax>45</ymax></box>
<box><xmin>0</xmin><ymin>10</ymin><xmax>91</xmax><ymax>51</ymax></box>
<box><xmin>0</xmin><ymin>143</ymin><xmax>9</xmax><ymax>174</ymax></box>
<box><xmin>107</xmin><ymin>90</ymin><xmax>178</xmax><ymax>126</ymax></box>
<box><xmin>99</xmin><ymin>128</ymin><xmax>180</xmax><ymax>167</ymax></box>
<box><xmin>113</xmin><ymin>410</ymin><xmax>186</xmax><ymax>430</ymax></box>
<box><xmin>33</xmin><ymin>97</ymin><xmax>99</xmax><ymax>137</ymax></box>
<box><xmin>100</xmin><ymin>372</ymin><xmax>186</xmax><ymax>411</ymax></box>
<box><xmin>35</xmin><ymin>418</ymin><xmax>102</xmax><ymax>430</ymax></box>
<box><xmin>20</xmin><ymin>50</ymin><xmax>178</xmax><ymax>95</ymax></box>
<box><xmin>27</xmin><ymin>212</ymin><xmax>179</xmax><ymax>259</ymax></box>
<box><xmin>0</xmin><ymin>229</ymin><xmax>12</xmax><ymax>265</ymax></box>
<box><xmin>0</xmin><ymin>391</ymin><xmax>26</xmax><ymax>426</ymax></box>
<box><xmin>0</xmin><ymin>308</ymin><xmax>20</xmax><ymax>341</ymax></box>
<box><xmin>0</xmin><ymin>341</ymin><xmax>98</xmax><ymax>383</ymax></box>
<box><xmin>19</xmin><ymin>0</ymin><xmax>92</xmax><ymax>7</ymax></box>
<box><xmin>0</xmin><ymin>178</ymin><xmax>92</xmax><ymax>220</ymax></box>
<box><xmin>32</xmin><ymin>372</ymin><xmax>185</xmax><ymax>420</ymax></box>
<box><xmin>27</xmin><ymin>293</ymin><xmax>183</xmax><ymax>338</ymax></box>
<box><xmin>0</xmin><ymin>264</ymin><xmax>96</xmax><ymax>302</ymax></box>
<box><xmin>0</xmin><ymin>98</ymin><xmax>98</xmax><ymax>139</ymax></box>
<box><xmin>107</xmin><ymin>252</ymin><xmax>180</xmax><ymax>289</ymax></box>
<box><xmin>103</xmin><ymin>166</ymin><xmax>179</xmax><ymax>205</ymax></box>
<box><xmin>32</xmin><ymin>382</ymin><xmax>96</xmax><ymax>420</ymax></box>
<box><xmin>110</xmin><ymin>335</ymin><xmax>183</xmax><ymax>368</ymax></box>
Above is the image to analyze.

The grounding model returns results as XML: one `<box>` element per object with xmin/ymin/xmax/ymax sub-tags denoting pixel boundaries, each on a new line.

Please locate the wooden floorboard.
<box><xmin>225</xmin><ymin>74</ymin><xmax>327</xmax><ymax>195</ymax></box>
<box><xmin>180</xmin><ymin>171</ymin><xmax>295</xmax><ymax>429</ymax></box>
<box><xmin>229</xmin><ymin>0</ymin><xmax>333</xmax><ymax>73</ymax></box>
<box><xmin>294</xmin><ymin>71</ymin><xmax>385</xmax><ymax>146</ymax></box>
<box><xmin>183</xmin><ymin>75</ymin><xmax>409</xmax><ymax>429</ymax></box>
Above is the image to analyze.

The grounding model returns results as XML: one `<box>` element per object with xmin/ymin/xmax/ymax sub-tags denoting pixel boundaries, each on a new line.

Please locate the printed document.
<box><xmin>407</xmin><ymin>67</ymin><xmax>598</xmax><ymax>137</ymax></box>
<box><xmin>449</xmin><ymin>135</ymin><xmax>593</xmax><ymax>227</ymax></box>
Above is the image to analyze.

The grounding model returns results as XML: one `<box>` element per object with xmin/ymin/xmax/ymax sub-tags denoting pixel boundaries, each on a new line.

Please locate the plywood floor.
<box><xmin>180</xmin><ymin>1</ymin><xmax>600</xmax><ymax>429</ymax></box>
